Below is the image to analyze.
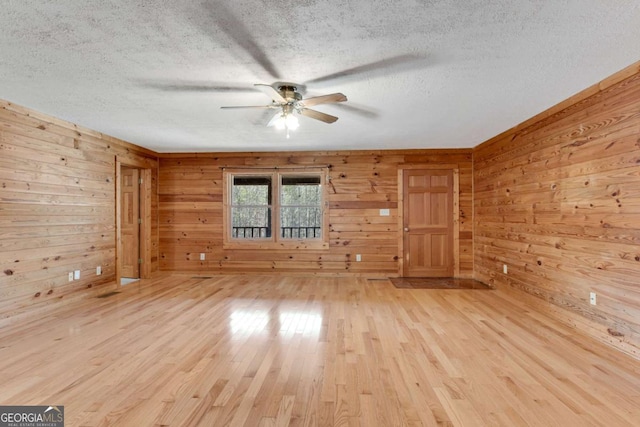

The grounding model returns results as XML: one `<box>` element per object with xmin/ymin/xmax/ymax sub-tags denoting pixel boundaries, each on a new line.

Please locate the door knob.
<box><xmin>404</xmin><ymin>227</ymin><xmax>409</xmax><ymax>232</ymax></box>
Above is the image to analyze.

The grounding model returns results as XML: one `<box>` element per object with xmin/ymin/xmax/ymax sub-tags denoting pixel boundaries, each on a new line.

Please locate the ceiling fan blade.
<box><xmin>299</xmin><ymin>93</ymin><xmax>347</xmax><ymax>107</ymax></box>
<box><xmin>254</xmin><ymin>84</ymin><xmax>287</xmax><ymax>103</ymax></box>
<box><xmin>332</xmin><ymin>102</ymin><xmax>379</xmax><ymax>119</ymax></box>
<box><xmin>299</xmin><ymin>108</ymin><xmax>339</xmax><ymax>124</ymax></box>
<box><xmin>220</xmin><ymin>105</ymin><xmax>278</xmax><ymax>109</ymax></box>
<box><xmin>139</xmin><ymin>80</ymin><xmax>256</xmax><ymax>93</ymax></box>
<box><xmin>305</xmin><ymin>53</ymin><xmax>431</xmax><ymax>86</ymax></box>
<box><xmin>203</xmin><ymin>1</ymin><xmax>280</xmax><ymax>79</ymax></box>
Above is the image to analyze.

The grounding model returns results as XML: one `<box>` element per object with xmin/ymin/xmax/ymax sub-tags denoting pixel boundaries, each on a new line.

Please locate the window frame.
<box><xmin>223</xmin><ymin>168</ymin><xmax>329</xmax><ymax>250</ymax></box>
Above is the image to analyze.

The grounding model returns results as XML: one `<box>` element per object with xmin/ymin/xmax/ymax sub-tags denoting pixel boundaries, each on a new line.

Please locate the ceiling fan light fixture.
<box><xmin>221</xmin><ymin>83</ymin><xmax>346</xmax><ymax>135</ymax></box>
<box><xmin>285</xmin><ymin>113</ymin><xmax>299</xmax><ymax>130</ymax></box>
<box><xmin>274</xmin><ymin>112</ymin><xmax>299</xmax><ymax>131</ymax></box>
<box><xmin>274</xmin><ymin>115</ymin><xmax>286</xmax><ymax>130</ymax></box>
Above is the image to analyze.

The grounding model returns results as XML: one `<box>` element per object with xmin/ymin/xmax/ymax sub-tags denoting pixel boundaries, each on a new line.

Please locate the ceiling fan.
<box><xmin>141</xmin><ymin>3</ymin><xmax>431</xmax><ymax>137</ymax></box>
<box><xmin>221</xmin><ymin>83</ymin><xmax>347</xmax><ymax>137</ymax></box>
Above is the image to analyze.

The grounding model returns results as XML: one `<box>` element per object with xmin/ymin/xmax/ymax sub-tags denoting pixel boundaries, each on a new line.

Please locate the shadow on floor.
<box><xmin>390</xmin><ymin>277</ymin><xmax>492</xmax><ymax>290</ymax></box>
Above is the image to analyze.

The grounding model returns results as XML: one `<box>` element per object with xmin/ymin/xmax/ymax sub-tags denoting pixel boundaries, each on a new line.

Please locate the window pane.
<box><xmin>231</xmin><ymin>175</ymin><xmax>272</xmax><ymax>239</ymax></box>
<box><xmin>231</xmin><ymin>207</ymin><xmax>272</xmax><ymax>238</ymax></box>
<box><xmin>232</xmin><ymin>176</ymin><xmax>272</xmax><ymax>205</ymax></box>
<box><xmin>280</xmin><ymin>206</ymin><xmax>322</xmax><ymax>227</ymax></box>
<box><xmin>281</xmin><ymin>176</ymin><xmax>321</xmax><ymax>206</ymax></box>
<box><xmin>279</xmin><ymin>175</ymin><xmax>322</xmax><ymax>240</ymax></box>
<box><xmin>280</xmin><ymin>207</ymin><xmax>322</xmax><ymax>239</ymax></box>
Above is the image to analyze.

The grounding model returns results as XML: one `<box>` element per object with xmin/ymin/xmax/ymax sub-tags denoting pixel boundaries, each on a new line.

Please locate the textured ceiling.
<box><xmin>1</xmin><ymin>1</ymin><xmax>639</xmax><ymax>153</ymax></box>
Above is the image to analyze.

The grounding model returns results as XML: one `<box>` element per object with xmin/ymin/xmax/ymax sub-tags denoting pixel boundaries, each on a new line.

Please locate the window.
<box><xmin>231</xmin><ymin>175</ymin><xmax>273</xmax><ymax>238</ymax></box>
<box><xmin>280</xmin><ymin>176</ymin><xmax>322</xmax><ymax>239</ymax></box>
<box><xmin>224</xmin><ymin>169</ymin><xmax>329</xmax><ymax>249</ymax></box>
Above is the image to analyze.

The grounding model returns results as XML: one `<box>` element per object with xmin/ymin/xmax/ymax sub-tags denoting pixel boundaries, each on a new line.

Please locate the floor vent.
<box><xmin>192</xmin><ymin>276</ymin><xmax>213</xmax><ymax>279</ymax></box>
<box><xmin>97</xmin><ymin>291</ymin><xmax>121</xmax><ymax>298</ymax></box>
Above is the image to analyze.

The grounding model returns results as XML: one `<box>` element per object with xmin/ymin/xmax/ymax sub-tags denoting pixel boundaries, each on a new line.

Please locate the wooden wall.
<box><xmin>158</xmin><ymin>150</ymin><xmax>473</xmax><ymax>277</ymax></box>
<box><xmin>0</xmin><ymin>100</ymin><xmax>159</xmax><ymax>322</ymax></box>
<box><xmin>473</xmin><ymin>61</ymin><xmax>640</xmax><ymax>358</ymax></box>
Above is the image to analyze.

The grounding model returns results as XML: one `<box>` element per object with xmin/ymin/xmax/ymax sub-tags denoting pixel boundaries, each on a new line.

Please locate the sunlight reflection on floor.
<box><xmin>228</xmin><ymin>309</ymin><xmax>322</xmax><ymax>336</ymax></box>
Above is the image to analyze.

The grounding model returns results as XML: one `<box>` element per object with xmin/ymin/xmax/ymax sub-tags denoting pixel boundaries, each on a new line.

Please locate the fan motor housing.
<box><xmin>278</xmin><ymin>85</ymin><xmax>302</xmax><ymax>102</ymax></box>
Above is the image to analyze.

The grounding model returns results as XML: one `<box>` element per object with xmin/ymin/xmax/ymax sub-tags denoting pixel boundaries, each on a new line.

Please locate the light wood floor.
<box><xmin>1</xmin><ymin>275</ymin><xmax>639</xmax><ymax>426</ymax></box>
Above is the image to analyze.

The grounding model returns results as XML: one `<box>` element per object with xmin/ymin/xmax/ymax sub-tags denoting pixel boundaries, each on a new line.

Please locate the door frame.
<box><xmin>397</xmin><ymin>164</ymin><xmax>460</xmax><ymax>277</ymax></box>
<box><xmin>116</xmin><ymin>158</ymin><xmax>152</xmax><ymax>284</ymax></box>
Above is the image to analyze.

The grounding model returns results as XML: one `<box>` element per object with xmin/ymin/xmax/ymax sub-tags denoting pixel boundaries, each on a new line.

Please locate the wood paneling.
<box><xmin>0</xmin><ymin>100</ymin><xmax>159</xmax><ymax>323</ymax></box>
<box><xmin>158</xmin><ymin>150</ymin><xmax>473</xmax><ymax>277</ymax></box>
<box><xmin>473</xmin><ymin>60</ymin><xmax>640</xmax><ymax>358</ymax></box>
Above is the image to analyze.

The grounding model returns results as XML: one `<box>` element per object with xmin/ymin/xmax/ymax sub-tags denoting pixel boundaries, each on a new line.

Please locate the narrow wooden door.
<box><xmin>403</xmin><ymin>169</ymin><xmax>454</xmax><ymax>277</ymax></box>
<box><xmin>121</xmin><ymin>167</ymin><xmax>140</xmax><ymax>278</ymax></box>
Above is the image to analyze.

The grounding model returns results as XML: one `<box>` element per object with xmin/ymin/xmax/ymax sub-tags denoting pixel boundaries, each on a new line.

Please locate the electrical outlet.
<box><xmin>503</xmin><ymin>264</ymin><xmax>508</xmax><ymax>274</ymax></box>
<box><xmin>74</xmin><ymin>270</ymin><xmax>80</xmax><ymax>280</ymax></box>
<box><xmin>200</xmin><ymin>253</ymin><xmax>205</xmax><ymax>261</ymax></box>
<box><xmin>356</xmin><ymin>254</ymin><xmax>362</xmax><ymax>262</ymax></box>
<box><xmin>96</xmin><ymin>266</ymin><xmax>102</xmax><ymax>275</ymax></box>
<box><xmin>68</xmin><ymin>272</ymin><xmax>74</xmax><ymax>282</ymax></box>
<box><xmin>590</xmin><ymin>292</ymin><xmax>597</xmax><ymax>305</ymax></box>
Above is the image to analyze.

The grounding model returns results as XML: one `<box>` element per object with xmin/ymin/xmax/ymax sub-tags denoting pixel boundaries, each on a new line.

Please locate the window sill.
<box><xmin>223</xmin><ymin>239</ymin><xmax>329</xmax><ymax>250</ymax></box>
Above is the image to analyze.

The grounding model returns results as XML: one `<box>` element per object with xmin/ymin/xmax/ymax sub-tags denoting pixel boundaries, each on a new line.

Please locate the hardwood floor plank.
<box><xmin>0</xmin><ymin>274</ymin><xmax>639</xmax><ymax>426</ymax></box>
